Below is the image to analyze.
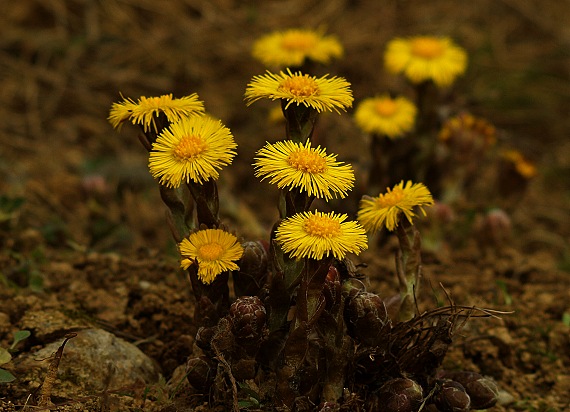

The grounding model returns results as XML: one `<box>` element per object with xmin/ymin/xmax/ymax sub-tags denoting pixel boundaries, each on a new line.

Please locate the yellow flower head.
<box><xmin>108</xmin><ymin>93</ymin><xmax>205</xmax><ymax>132</ymax></box>
<box><xmin>179</xmin><ymin>229</ymin><xmax>244</xmax><ymax>284</ymax></box>
<box><xmin>358</xmin><ymin>181</ymin><xmax>434</xmax><ymax>232</ymax></box>
<box><xmin>439</xmin><ymin>112</ymin><xmax>496</xmax><ymax>148</ymax></box>
<box><xmin>501</xmin><ymin>150</ymin><xmax>537</xmax><ymax>179</ymax></box>
<box><xmin>354</xmin><ymin>95</ymin><xmax>417</xmax><ymax>138</ymax></box>
<box><xmin>275</xmin><ymin>210</ymin><xmax>368</xmax><ymax>260</ymax></box>
<box><xmin>254</xmin><ymin>140</ymin><xmax>354</xmax><ymax>200</ymax></box>
<box><xmin>384</xmin><ymin>36</ymin><xmax>467</xmax><ymax>87</ymax></box>
<box><xmin>252</xmin><ymin>28</ymin><xmax>343</xmax><ymax>68</ymax></box>
<box><xmin>244</xmin><ymin>69</ymin><xmax>353</xmax><ymax>114</ymax></box>
<box><xmin>149</xmin><ymin>115</ymin><xmax>237</xmax><ymax>187</ymax></box>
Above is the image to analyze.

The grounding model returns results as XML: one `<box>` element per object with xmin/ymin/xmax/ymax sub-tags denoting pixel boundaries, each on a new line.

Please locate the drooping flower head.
<box><xmin>384</xmin><ymin>36</ymin><xmax>467</xmax><ymax>87</ymax></box>
<box><xmin>149</xmin><ymin>115</ymin><xmax>237</xmax><ymax>187</ymax></box>
<box><xmin>500</xmin><ymin>150</ymin><xmax>537</xmax><ymax>179</ymax></box>
<box><xmin>245</xmin><ymin>69</ymin><xmax>353</xmax><ymax>114</ymax></box>
<box><xmin>179</xmin><ymin>228</ymin><xmax>244</xmax><ymax>284</ymax></box>
<box><xmin>358</xmin><ymin>181</ymin><xmax>434</xmax><ymax>232</ymax></box>
<box><xmin>354</xmin><ymin>95</ymin><xmax>417</xmax><ymax>138</ymax></box>
<box><xmin>254</xmin><ymin>140</ymin><xmax>354</xmax><ymax>200</ymax></box>
<box><xmin>275</xmin><ymin>210</ymin><xmax>368</xmax><ymax>260</ymax></box>
<box><xmin>108</xmin><ymin>93</ymin><xmax>205</xmax><ymax>132</ymax></box>
<box><xmin>252</xmin><ymin>28</ymin><xmax>343</xmax><ymax>68</ymax></box>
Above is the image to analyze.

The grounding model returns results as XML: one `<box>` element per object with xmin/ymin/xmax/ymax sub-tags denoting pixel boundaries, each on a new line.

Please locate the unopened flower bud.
<box><xmin>229</xmin><ymin>296</ymin><xmax>267</xmax><ymax>353</ymax></box>
<box><xmin>432</xmin><ymin>379</ymin><xmax>471</xmax><ymax>412</ymax></box>
<box><xmin>186</xmin><ymin>356</ymin><xmax>215</xmax><ymax>391</ymax></box>
<box><xmin>231</xmin><ymin>358</ymin><xmax>257</xmax><ymax>381</ymax></box>
<box><xmin>377</xmin><ymin>378</ymin><xmax>423</xmax><ymax>412</ymax></box>
<box><xmin>195</xmin><ymin>326</ymin><xmax>216</xmax><ymax>352</ymax></box>
<box><xmin>344</xmin><ymin>291</ymin><xmax>389</xmax><ymax>346</ymax></box>
<box><xmin>430</xmin><ymin>201</ymin><xmax>455</xmax><ymax>225</ymax></box>
<box><xmin>234</xmin><ymin>241</ymin><xmax>268</xmax><ymax>297</ymax></box>
<box><xmin>474</xmin><ymin>208</ymin><xmax>512</xmax><ymax>250</ymax></box>
<box><xmin>438</xmin><ymin>371</ymin><xmax>499</xmax><ymax>409</ymax></box>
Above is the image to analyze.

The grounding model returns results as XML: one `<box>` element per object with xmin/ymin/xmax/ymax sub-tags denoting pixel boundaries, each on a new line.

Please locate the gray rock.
<box><xmin>21</xmin><ymin>328</ymin><xmax>160</xmax><ymax>394</ymax></box>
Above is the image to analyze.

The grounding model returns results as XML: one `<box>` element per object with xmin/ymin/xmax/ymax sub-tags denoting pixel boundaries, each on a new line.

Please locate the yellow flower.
<box><xmin>108</xmin><ymin>93</ymin><xmax>205</xmax><ymax>132</ymax></box>
<box><xmin>148</xmin><ymin>115</ymin><xmax>237</xmax><ymax>187</ymax></box>
<box><xmin>245</xmin><ymin>69</ymin><xmax>353</xmax><ymax>114</ymax></box>
<box><xmin>439</xmin><ymin>112</ymin><xmax>496</xmax><ymax>147</ymax></box>
<box><xmin>179</xmin><ymin>229</ymin><xmax>244</xmax><ymax>284</ymax></box>
<box><xmin>384</xmin><ymin>36</ymin><xmax>467</xmax><ymax>87</ymax></box>
<box><xmin>252</xmin><ymin>28</ymin><xmax>343</xmax><ymax>68</ymax></box>
<box><xmin>275</xmin><ymin>211</ymin><xmax>368</xmax><ymax>260</ymax></box>
<box><xmin>354</xmin><ymin>95</ymin><xmax>417</xmax><ymax>138</ymax></box>
<box><xmin>358</xmin><ymin>181</ymin><xmax>434</xmax><ymax>232</ymax></box>
<box><xmin>501</xmin><ymin>150</ymin><xmax>537</xmax><ymax>179</ymax></box>
<box><xmin>254</xmin><ymin>140</ymin><xmax>354</xmax><ymax>200</ymax></box>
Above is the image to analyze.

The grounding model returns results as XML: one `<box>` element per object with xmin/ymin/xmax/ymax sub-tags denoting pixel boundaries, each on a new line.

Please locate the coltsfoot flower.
<box><xmin>148</xmin><ymin>115</ymin><xmax>237</xmax><ymax>187</ymax></box>
<box><xmin>252</xmin><ymin>28</ymin><xmax>343</xmax><ymax>68</ymax></box>
<box><xmin>384</xmin><ymin>36</ymin><xmax>467</xmax><ymax>87</ymax></box>
<box><xmin>179</xmin><ymin>229</ymin><xmax>244</xmax><ymax>284</ymax></box>
<box><xmin>244</xmin><ymin>69</ymin><xmax>353</xmax><ymax>114</ymax></box>
<box><xmin>254</xmin><ymin>140</ymin><xmax>355</xmax><ymax>200</ymax></box>
<box><xmin>358</xmin><ymin>181</ymin><xmax>434</xmax><ymax>232</ymax></box>
<box><xmin>108</xmin><ymin>93</ymin><xmax>205</xmax><ymax>132</ymax></box>
<box><xmin>354</xmin><ymin>95</ymin><xmax>417</xmax><ymax>138</ymax></box>
<box><xmin>439</xmin><ymin>112</ymin><xmax>496</xmax><ymax>149</ymax></box>
<box><xmin>275</xmin><ymin>210</ymin><xmax>367</xmax><ymax>260</ymax></box>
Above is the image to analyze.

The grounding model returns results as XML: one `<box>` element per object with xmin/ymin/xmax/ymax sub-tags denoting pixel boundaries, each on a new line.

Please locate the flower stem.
<box><xmin>281</xmin><ymin>100</ymin><xmax>318</xmax><ymax>144</ymax></box>
<box><xmin>395</xmin><ymin>217</ymin><xmax>423</xmax><ymax>321</ymax></box>
<box><xmin>186</xmin><ymin>178</ymin><xmax>220</xmax><ymax>228</ymax></box>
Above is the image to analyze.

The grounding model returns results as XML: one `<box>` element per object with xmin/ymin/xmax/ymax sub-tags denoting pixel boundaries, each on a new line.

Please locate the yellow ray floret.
<box><xmin>354</xmin><ymin>95</ymin><xmax>417</xmax><ymax>138</ymax></box>
<box><xmin>252</xmin><ymin>28</ymin><xmax>343</xmax><ymax>68</ymax></box>
<box><xmin>149</xmin><ymin>116</ymin><xmax>237</xmax><ymax>188</ymax></box>
<box><xmin>358</xmin><ymin>181</ymin><xmax>434</xmax><ymax>232</ymax></box>
<box><xmin>179</xmin><ymin>229</ymin><xmax>244</xmax><ymax>284</ymax></box>
<box><xmin>275</xmin><ymin>210</ymin><xmax>368</xmax><ymax>260</ymax></box>
<box><xmin>254</xmin><ymin>140</ymin><xmax>354</xmax><ymax>200</ymax></box>
<box><xmin>108</xmin><ymin>93</ymin><xmax>205</xmax><ymax>132</ymax></box>
<box><xmin>384</xmin><ymin>36</ymin><xmax>467</xmax><ymax>87</ymax></box>
<box><xmin>245</xmin><ymin>69</ymin><xmax>353</xmax><ymax>114</ymax></box>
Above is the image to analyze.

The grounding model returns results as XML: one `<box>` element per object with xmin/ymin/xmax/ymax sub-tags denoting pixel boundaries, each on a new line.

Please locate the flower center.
<box><xmin>303</xmin><ymin>215</ymin><xmax>341</xmax><ymax>238</ymax></box>
<box><xmin>281</xmin><ymin>32</ymin><xmax>317</xmax><ymax>52</ymax></box>
<box><xmin>140</xmin><ymin>95</ymin><xmax>168</xmax><ymax>109</ymax></box>
<box><xmin>173</xmin><ymin>135</ymin><xmax>208</xmax><ymax>160</ymax></box>
<box><xmin>287</xmin><ymin>149</ymin><xmax>327</xmax><ymax>173</ymax></box>
<box><xmin>377</xmin><ymin>187</ymin><xmax>405</xmax><ymax>207</ymax></box>
<box><xmin>410</xmin><ymin>37</ymin><xmax>444</xmax><ymax>59</ymax></box>
<box><xmin>375</xmin><ymin>99</ymin><xmax>398</xmax><ymax>117</ymax></box>
<box><xmin>278</xmin><ymin>75</ymin><xmax>319</xmax><ymax>98</ymax></box>
<box><xmin>198</xmin><ymin>242</ymin><xmax>223</xmax><ymax>261</ymax></box>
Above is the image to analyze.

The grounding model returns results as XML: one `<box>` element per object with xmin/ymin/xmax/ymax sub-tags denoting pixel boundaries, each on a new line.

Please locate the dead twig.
<box><xmin>37</xmin><ymin>332</ymin><xmax>77</xmax><ymax>409</ymax></box>
<box><xmin>211</xmin><ymin>340</ymin><xmax>239</xmax><ymax>412</ymax></box>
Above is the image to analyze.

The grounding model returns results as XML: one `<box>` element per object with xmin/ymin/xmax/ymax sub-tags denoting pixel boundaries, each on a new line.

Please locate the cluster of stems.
<box><xmin>136</xmin><ymin>115</ymin><xmax>228</xmax><ymax>328</ymax></box>
<box><xmin>265</xmin><ymin>101</ymin><xmax>346</xmax><ymax>406</ymax></box>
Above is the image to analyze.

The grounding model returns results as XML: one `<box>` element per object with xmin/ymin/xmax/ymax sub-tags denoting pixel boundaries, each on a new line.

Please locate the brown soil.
<box><xmin>1</xmin><ymin>1</ymin><xmax>569</xmax><ymax>411</ymax></box>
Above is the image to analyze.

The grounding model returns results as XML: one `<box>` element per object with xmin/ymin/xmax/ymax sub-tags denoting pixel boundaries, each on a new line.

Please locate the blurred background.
<box><xmin>1</xmin><ymin>0</ymin><xmax>568</xmax><ymax>257</ymax></box>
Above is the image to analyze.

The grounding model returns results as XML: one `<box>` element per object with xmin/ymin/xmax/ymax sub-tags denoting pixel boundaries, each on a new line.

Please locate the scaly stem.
<box><xmin>281</xmin><ymin>100</ymin><xmax>318</xmax><ymax>144</ymax></box>
<box><xmin>186</xmin><ymin>178</ymin><xmax>220</xmax><ymax>228</ymax></box>
<box><xmin>395</xmin><ymin>217</ymin><xmax>423</xmax><ymax>321</ymax></box>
